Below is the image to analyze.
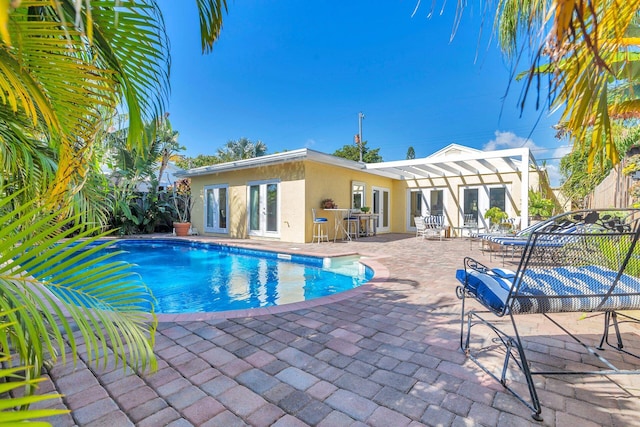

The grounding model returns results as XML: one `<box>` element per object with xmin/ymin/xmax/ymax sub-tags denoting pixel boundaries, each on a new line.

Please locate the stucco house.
<box><xmin>178</xmin><ymin>144</ymin><xmax>545</xmax><ymax>243</ymax></box>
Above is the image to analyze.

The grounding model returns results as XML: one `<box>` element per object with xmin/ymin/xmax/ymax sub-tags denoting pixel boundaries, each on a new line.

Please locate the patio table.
<box><xmin>323</xmin><ymin>208</ymin><xmax>354</xmax><ymax>242</ymax></box>
<box><xmin>353</xmin><ymin>213</ymin><xmax>379</xmax><ymax>237</ymax></box>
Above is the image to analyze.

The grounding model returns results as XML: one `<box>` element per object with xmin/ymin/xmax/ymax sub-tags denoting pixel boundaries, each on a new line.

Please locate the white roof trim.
<box><xmin>364</xmin><ymin>147</ymin><xmax>534</xmax><ymax>180</ymax></box>
<box><xmin>177</xmin><ymin>146</ymin><xmax>538</xmax><ymax>181</ymax></box>
<box><xmin>178</xmin><ymin>148</ymin><xmax>394</xmax><ymax>178</ymax></box>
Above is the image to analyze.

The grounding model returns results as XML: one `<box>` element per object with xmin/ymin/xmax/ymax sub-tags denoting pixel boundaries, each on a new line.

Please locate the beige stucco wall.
<box><xmin>190</xmin><ymin>161</ymin><xmax>306</xmax><ymax>242</ymax></box>
<box><xmin>191</xmin><ymin>159</ymin><xmax>399</xmax><ymax>243</ymax></box>
<box><xmin>304</xmin><ymin>161</ymin><xmax>396</xmax><ymax>241</ymax></box>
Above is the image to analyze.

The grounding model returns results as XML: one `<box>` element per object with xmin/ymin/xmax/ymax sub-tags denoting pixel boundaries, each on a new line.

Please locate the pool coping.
<box><xmin>119</xmin><ymin>236</ymin><xmax>390</xmax><ymax>322</ymax></box>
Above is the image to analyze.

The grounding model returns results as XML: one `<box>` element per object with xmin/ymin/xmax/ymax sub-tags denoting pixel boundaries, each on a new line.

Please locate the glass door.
<box><xmin>248</xmin><ymin>181</ymin><xmax>280</xmax><ymax>237</ymax></box>
<box><xmin>205</xmin><ymin>185</ymin><xmax>228</xmax><ymax>233</ymax></box>
<box><xmin>372</xmin><ymin>186</ymin><xmax>390</xmax><ymax>232</ymax></box>
<box><xmin>463</xmin><ymin>188</ymin><xmax>479</xmax><ymax>227</ymax></box>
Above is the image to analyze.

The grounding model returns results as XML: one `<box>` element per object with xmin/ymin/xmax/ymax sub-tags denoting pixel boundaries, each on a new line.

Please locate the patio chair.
<box><xmin>414</xmin><ymin>216</ymin><xmax>427</xmax><ymax>239</ymax></box>
<box><xmin>344</xmin><ymin>210</ymin><xmax>360</xmax><ymax>240</ymax></box>
<box><xmin>458</xmin><ymin>213</ymin><xmax>480</xmax><ymax>249</ymax></box>
<box><xmin>477</xmin><ymin>221</ymin><xmax>531</xmax><ymax>259</ymax></box>
<box><xmin>425</xmin><ymin>214</ymin><xmax>445</xmax><ymax>240</ymax></box>
<box><xmin>481</xmin><ymin>221</ymin><xmax>579</xmax><ymax>264</ymax></box>
<box><xmin>455</xmin><ymin>209</ymin><xmax>640</xmax><ymax>421</ymax></box>
<box><xmin>415</xmin><ymin>215</ymin><xmax>444</xmax><ymax>240</ymax></box>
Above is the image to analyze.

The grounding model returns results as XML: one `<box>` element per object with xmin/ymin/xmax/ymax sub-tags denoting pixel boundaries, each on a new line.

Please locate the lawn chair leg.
<box><xmin>612</xmin><ymin>312</ymin><xmax>625</xmax><ymax>350</ymax></box>
<box><xmin>598</xmin><ymin>311</ymin><xmax>624</xmax><ymax>351</ymax></box>
<box><xmin>598</xmin><ymin>311</ymin><xmax>625</xmax><ymax>351</ymax></box>
<box><xmin>597</xmin><ymin>311</ymin><xmax>612</xmax><ymax>350</ymax></box>
<box><xmin>462</xmin><ymin>310</ymin><xmax>544</xmax><ymax>421</ymax></box>
<box><xmin>598</xmin><ymin>311</ymin><xmax>640</xmax><ymax>357</ymax></box>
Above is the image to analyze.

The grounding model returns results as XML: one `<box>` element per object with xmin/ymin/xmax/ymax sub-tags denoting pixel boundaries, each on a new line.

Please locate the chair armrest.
<box><xmin>463</xmin><ymin>256</ymin><xmax>490</xmax><ymax>274</ymax></box>
<box><xmin>455</xmin><ymin>257</ymin><xmax>490</xmax><ymax>299</ymax></box>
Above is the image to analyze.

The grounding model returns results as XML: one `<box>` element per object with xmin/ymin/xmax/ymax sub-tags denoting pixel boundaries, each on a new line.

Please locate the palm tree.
<box><xmin>0</xmin><ymin>1</ymin><xmax>228</xmax><ymax>420</ymax></box>
<box><xmin>406</xmin><ymin>146</ymin><xmax>416</xmax><ymax>160</ymax></box>
<box><xmin>492</xmin><ymin>0</ymin><xmax>640</xmax><ymax>169</ymax></box>
<box><xmin>217</xmin><ymin>137</ymin><xmax>268</xmax><ymax>161</ymax></box>
<box><xmin>1</xmin><ymin>2</ymin><xmax>172</xmax><ymax>207</ymax></box>
<box><xmin>153</xmin><ymin>117</ymin><xmax>185</xmax><ymax>185</ymax></box>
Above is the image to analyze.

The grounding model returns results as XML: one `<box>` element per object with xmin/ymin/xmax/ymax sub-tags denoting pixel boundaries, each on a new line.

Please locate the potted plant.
<box><xmin>484</xmin><ymin>206</ymin><xmax>508</xmax><ymax>229</ymax></box>
<box><xmin>360</xmin><ymin>206</ymin><xmax>370</xmax><ymax>213</ymax></box>
<box><xmin>170</xmin><ymin>178</ymin><xmax>194</xmax><ymax>236</ymax></box>
<box><xmin>321</xmin><ymin>198</ymin><xmax>337</xmax><ymax>209</ymax></box>
<box><xmin>528</xmin><ymin>190</ymin><xmax>554</xmax><ymax>221</ymax></box>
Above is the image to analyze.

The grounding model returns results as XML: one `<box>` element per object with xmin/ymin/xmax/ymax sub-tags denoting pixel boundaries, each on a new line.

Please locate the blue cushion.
<box><xmin>314</xmin><ymin>218</ymin><xmax>328</xmax><ymax>222</ymax></box>
<box><xmin>459</xmin><ymin>264</ymin><xmax>640</xmax><ymax>315</ymax></box>
<box><xmin>492</xmin><ymin>268</ymin><xmax>515</xmax><ymax>279</ymax></box>
<box><xmin>513</xmin><ymin>265</ymin><xmax>640</xmax><ymax>314</ymax></box>
<box><xmin>456</xmin><ymin>269</ymin><xmax>514</xmax><ymax>312</ymax></box>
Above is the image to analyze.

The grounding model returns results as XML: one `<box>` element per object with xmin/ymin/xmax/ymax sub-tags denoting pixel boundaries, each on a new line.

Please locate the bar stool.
<box><xmin>311</xmin><ymin>208</ymin><xmax>329</xmax><ymax>243</ymax></box>
<box><xmin>344</xmin><ymin>210</ymin><xmax>360</xmax><ymax>240</ymax></box>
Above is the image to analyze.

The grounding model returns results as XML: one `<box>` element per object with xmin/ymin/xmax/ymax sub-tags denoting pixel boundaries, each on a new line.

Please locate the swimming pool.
<box><xmin>57</xmin><ymin>239</ymin><xmax>372</xmax><ymax>314</ymax></box>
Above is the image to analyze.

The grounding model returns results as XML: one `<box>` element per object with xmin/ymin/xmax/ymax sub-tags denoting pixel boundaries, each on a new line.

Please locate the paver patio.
<box><xmin>31</xmin><ymin>234</ymin><xmax>640</xmax><ymax>426</ymax></box>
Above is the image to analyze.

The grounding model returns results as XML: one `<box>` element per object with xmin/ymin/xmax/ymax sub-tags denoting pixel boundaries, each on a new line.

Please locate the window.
<box><xmin>430</xmin><ymin>190</ymin><xmax>444</xmax><ymax>216</ymax></box>
<box><xmin>408</xmin><ymin>189</ymin><xmax>444</xmax><ymax>228</ymax></box>
<box><xmin>352</xmin><ymin>181</ymin><xmax>365</xmax><ymax>208</ymax></box>
<box><xmin>409</xmin><ymin>190</ymin><xmax>423</xmax><ymax>227</ymax></box>
<box><xmin>464</xmin><ymin>188</ymin><xmax>479</xmax><ymax>219</ymax></box>
<box><xmin>489</xmin><ymin>187</ymin><xmax>506</xmax><ymax>212</ymax></box>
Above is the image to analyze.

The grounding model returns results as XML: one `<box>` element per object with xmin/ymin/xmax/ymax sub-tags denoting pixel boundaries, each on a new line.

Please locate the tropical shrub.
<box><xmin>528</xmin><ymin>190</ymin><xmax>555</xmax><ymax>219</ymax></box>
<box><xmin>169</xmin><ymin>179</ymin><xmax>194</xmax><ymax>223</ymax></box>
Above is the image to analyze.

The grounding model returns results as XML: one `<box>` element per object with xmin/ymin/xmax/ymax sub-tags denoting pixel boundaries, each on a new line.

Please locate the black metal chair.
<box><xmin>455</xmin><ymin>209</ymin><xmax>640</xmax><ymax>421</ymax></box>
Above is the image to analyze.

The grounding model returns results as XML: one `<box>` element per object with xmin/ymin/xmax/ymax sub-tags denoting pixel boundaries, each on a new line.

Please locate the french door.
<box><xmin>372</xmin><ymin>186</ymin><xmax>390</xmax><ymax>233</ymax></box>
<box><xmin>248</xmin><ymin>180</ymin><xmax>280</xmax><ymax>237</ymax></box>
<box><xmin>204</xmin><ymin>185</ymin><xmax>228</xmax><ymax>233</ymax></box>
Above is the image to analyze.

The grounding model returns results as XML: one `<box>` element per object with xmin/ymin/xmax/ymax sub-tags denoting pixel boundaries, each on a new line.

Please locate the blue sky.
<box><xmin>156</xmin><ymin>1</ymin><xmax>570</xmax><ymax>184</ymax></box>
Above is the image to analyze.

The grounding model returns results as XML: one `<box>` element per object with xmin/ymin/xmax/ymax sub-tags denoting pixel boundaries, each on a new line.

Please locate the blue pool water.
<box><xmin>61</xmin><ymin>239</ymin><xmax>372</xmax><ymax>314</ymax></box>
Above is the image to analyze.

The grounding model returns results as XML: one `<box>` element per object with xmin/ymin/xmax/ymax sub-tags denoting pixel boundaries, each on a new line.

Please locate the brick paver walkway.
<box><xmin>32</xmin><ymin>234</ymin><xmax>640</xmax><ymax>426</ymax></box>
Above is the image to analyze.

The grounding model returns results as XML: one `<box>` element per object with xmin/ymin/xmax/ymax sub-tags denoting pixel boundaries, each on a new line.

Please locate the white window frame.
<box><xmin>247</xmin><ymin>179</ymin><xmax>281</xmax><ymax>238</ymax></box>
<box><xmin>204</xmin><ymin>184</ymin><xmax>229</xmax><ymax>233</ymax></box>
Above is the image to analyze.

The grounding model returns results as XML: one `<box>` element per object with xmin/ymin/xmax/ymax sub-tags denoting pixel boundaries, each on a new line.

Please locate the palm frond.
<box><xmin>0</xmin><ymin>188</ymin><xmax>157</xmax><ymax>379</ymax></box>
<box><xmin>196</xmin><ymin>0</ymin><xmax>228</xmax><ymax>53</ymax></box>
<box><xmin>0</xmin><ymin>353</ymin><xmax>69</xmax><ymax>424</ymax></box>
<box><xmin>2</xmin><ymin>1</ymin><xmax>170</xmax><ymax>208</ymax></box>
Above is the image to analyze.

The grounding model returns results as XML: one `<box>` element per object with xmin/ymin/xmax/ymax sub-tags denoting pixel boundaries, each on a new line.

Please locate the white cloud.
<box><xmin>484</xmin><ymin>130</ymin><xmax>572</xmax><ymax>187</ymax></box>
<box><xmin>544</xmin><ymin>163</ymin><xmax>562</xmax><ymax>188</ymax></box>
<box><xmin>304</xmin><ymin>138</ymin><xmax>316</xmax><ymax>148</ymax></box>
<box><xmin>483</xmin><ymin>130</ymin><xmax>542</xmax><ymax>151</ymax></box>
<box><xmin>552</xmin><ymin>144</ymin><xmax>572</xmax><ymax>159</ymax></box>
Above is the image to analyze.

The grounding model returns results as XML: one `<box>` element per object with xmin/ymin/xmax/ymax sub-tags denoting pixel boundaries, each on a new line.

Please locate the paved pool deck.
<box><xmin>33</xmin><ymin>233</ymin><xmax>640</xmax><ymax>426</ymax></box>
